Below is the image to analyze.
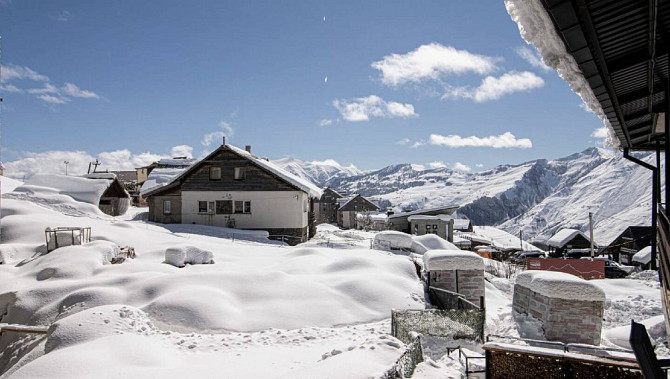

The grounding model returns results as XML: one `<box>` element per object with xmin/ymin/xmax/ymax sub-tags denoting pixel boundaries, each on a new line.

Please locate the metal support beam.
<box><xmin>624</xmin><ymin>148</ymin><xmax>658</xmax><ymax>270</ymax></box>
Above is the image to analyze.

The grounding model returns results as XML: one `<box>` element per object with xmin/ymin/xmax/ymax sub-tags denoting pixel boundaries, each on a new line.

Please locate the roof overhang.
<box><xmin>509</xmin><ymin>0</ymin><xmax>670</xmax><ymax>151</ymax></box>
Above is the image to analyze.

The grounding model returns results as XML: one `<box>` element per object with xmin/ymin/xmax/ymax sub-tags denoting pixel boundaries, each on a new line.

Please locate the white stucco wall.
<box><xmin>182</xmin><ymin>191</ymin><xmax>309</xmax><ymax>229</ymax></box>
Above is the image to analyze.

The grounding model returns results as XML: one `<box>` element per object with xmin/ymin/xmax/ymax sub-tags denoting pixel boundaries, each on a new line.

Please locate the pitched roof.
<box><xmin>339</xmin><ymin>194</ymin><xmax>379</xmax><ymax>212</ymax></box>
<box><xmin>143</xmin><ymin>144</ymin><xmax>323</xmax><ymax>198</ymax></box>
<box><xmin>22</xmin><ymin>174</ymin><xmax>128</xmax><ymax>204</ymax></box>
<box><xmin>546</xmin><ymin>229</ymin><xmax>590</xmax><ymax>248</ymax></box>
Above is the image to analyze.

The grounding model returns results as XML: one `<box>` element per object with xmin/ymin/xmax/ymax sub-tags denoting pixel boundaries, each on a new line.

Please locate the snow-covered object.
<box><xmin>505</xmin><ymin>0</ymin><xmax>618</xmax><ymax>148</ymax></box>
<box><xmin>374</xmin><ymin>231</ymin><xmax>414</xmax><ymax>250</ymax></box>
<box><xmin>407</xmin><ymin>214</ymin><xmax>452</xmax><ymax>222</ymax></box>
<box><xmin>423</xmin><ymin>250</ymin><xmax>484</xmax><ymax>271</ymax></box>
<box><xmin>140</xmin><ymin>167</ymin><xmax>190</xmax><ymax>196</ymax></box>
<box><xmin>472</xmin><ymin>226</ymin><xmax>542</xmax><ymax>252</ymax></box>
<box><xmin>1</xmin><ymin>176</ymin><xmax>23</xmax><ymax>193</ymax></box>
<box><xmin>633</xmin><ymin>246</ymin><xmax>652</xmax><ymax>265</ymax></box>
<box><xmin>272</xmin><ymin>157</ymin><xmax>363</xmax><ymax>186</ymax></box>
<box><xmin>156</xmin><ymin>158</ymin><xmax>197</xmax><ymax>167</ymax></box>
<box><xmin>164</xmin><ymin>245</ymin><xmax>214</xmax><ymax>267</ymax></box>
<box><xmin>20</xmin><ymin>174</ymin><xmax>111</xmax><ymax>205</ymax></box>
<box><xmin>546</xmin><ymin>228</ymin><xmax>587</xmax><ymax>248</ymax></box>
<box><xmin>412</xmin><ymin>234</ymin><xmax>458</xmax><ymax>251</ymax></box>
<box><xmin>515</xmin><ymin>271</ymin><xmax>605</xmax><ymax>302</ymax></box>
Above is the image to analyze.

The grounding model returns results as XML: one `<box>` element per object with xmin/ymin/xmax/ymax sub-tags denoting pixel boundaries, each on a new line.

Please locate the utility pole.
<box><xmin>519</xmin><ymin>230</ymin><xmax>523</xmax><ymax>251</ymax></box>
<box><xmin>589</xmin><ymin>212</ymin><xmax>595</xmax><ymax>258</ymax></box>
<box><xmin>64</xmin><ymin>161</ymin><xmax>69</xmax><ymax>176</ymax></box>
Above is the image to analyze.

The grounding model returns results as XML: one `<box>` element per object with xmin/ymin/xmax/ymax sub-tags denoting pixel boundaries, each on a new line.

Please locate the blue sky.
<box><xmin>0</xmin><ymin>1</ymin><xmax>605</xmax><ymax>178</ymax></box>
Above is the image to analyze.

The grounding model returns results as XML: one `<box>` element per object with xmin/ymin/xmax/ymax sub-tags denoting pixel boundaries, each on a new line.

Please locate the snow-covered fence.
<box><xmin>391</xmin><ymin>308</ymin><xmax>485</xmax><ymax>346</ymax></box>
<box><xmin>380</xmin><ymin>335</ymin><xmax>423</xmax><ymax>379</ymax></box>
<box><xmin>513</xmin><ymin>271</ymin><xmax>606</xmax><ymax>345</ymax></box>
<box><xmin>45</xmin><ymin>227</ymin><xmax>91</xmax><ymax>252</ymax></box>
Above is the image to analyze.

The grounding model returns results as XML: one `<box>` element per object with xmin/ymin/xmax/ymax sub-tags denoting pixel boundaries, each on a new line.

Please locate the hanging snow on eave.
<box><xmin>505</xmin><ymin>0</ymin><xmax>619</xmax><ymax>148</ymax></box>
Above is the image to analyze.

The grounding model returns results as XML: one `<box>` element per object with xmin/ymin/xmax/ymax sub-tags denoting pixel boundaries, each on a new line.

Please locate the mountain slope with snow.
<box><xmin>284</xmin><ymin>147</ymin><xmax>655</xmax><ymax>246</ymax></box>
<box><xmin>272</xmin><ymin>157</ymin><xmax>363</xmax><ymax>186</ymax></box>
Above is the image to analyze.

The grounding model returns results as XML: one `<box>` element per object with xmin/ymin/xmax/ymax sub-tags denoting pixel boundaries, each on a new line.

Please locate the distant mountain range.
<box><xmin>274</xmin><ymin>147</ymin><xmax>660</xmax><ymax>246</ymax></box>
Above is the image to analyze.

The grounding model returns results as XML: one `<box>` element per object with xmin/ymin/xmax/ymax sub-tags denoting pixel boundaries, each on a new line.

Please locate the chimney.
<box><xmin>245</xmin><ymin>145</ymin><xmax>252</xmax><ymax>153</ymax></box>
<box><xmin>222</xmin><ymin>136</ymin><xmax>226</xmax><ymax>145</ymax></box>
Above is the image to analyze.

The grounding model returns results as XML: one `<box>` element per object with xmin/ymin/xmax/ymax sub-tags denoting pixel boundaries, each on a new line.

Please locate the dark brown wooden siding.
<box><xmin>181</xmin><ymin>150</ymin><xmax>297</xmax><ymax>192</ymax></box>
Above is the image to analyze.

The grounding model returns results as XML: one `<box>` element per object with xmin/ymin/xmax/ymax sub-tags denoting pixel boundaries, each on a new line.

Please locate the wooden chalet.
<box><xmin>605</xmin><ymin>226</ymin><xmax>653</xmax><ymax>265</ymax></box>
<box><xmin>143</xmin><ymin>140</ymin><xmax>322</xmax><ymax>244</ymax></box>
<box><xmin>545</xmin><ymin>229</ymin><xmax>594</xmax><ymax>257</ymax></box>
<box><xmin>387</xmin><ymin>205</ymin><xmax>459</xmax><ymax>234</ymax></box>
<box><xmin>313</xmin><ymin>187</ymin><xmax>343</xmax><ymax>224</ymax></box>
<box><xmin>337</xmin><ymin>194</ymin><xmax>379</xmax><ymax>229</ymax></box>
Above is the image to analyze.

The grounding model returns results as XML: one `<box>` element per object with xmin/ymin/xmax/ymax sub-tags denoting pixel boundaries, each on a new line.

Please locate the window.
<box><xmin>234</xmin><ymin>167</ymin><xmax>246</xmax><ymax>180</ymax></box>
<box><xmin>425</xmin><ymin>225</ymin><xmax>431</xmax><ymax>231</ymax></box>
<box><xmin>216</xmin><ymin>200</ymin><xmax>233</xmax><ymax>214</ymax></box>
<box><xmin>210</xmin><ymin>167</ymin><xmax>222</xmax><ymax>180</ymax></box>
<box><xmin>163</xmin><ymin>200</ymin><xmax>171</xmax><ymax>215</ymax></box>
<box><xmin>198</xmin><ymin>201</ymin><xmax>214</xmax><ymax>214</ymax></box>
<box><xmin>234</xmin><ymin>200</ymin><xmax>251</xmax><ymax>214</ymax></box>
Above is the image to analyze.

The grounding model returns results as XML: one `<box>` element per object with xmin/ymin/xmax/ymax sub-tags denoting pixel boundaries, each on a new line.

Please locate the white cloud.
<box><xmin>0</xmin><ymin>84</ymin><xmax>22</xmax><ymax>93</ymax></box>
<box><xmin>202</xmin><ymin>121</ymin><xmax>235</xmax><ymax>146</ymax></box>
<box><xmin>395</xmin><ymin>138</ymin><xmax>411</xmax><ymax>145</ymax></box>
<box><xmin>3</xmin><ymin>64</ymin><xmax>101</xmax><ymax>104</ymax></box>
<box><xmin>332</xmin><ymin>95</ymin><xmax>417</xmax><ymax>122</ymax></box>
<box><xmin>453</xmin><ymin>162</ymin><xmax>471</xmax><ymax>172</ymax></box>
<box><xmin>61</xmin><ymin>82</ymin><xmax>100</xmax><ymax>99</ymax></box>
<box><xmin>476</xmin><ymin>163</ymin><xmax>484</xmax><ymax>168</ymax></box>
<box><xmin>56</xmin><ymin>10</ymin><xmax>72</xmax><ymax>22</ymax></box>
<box><xmin>429</xmin><ymin>132</ymin><xmax>533</xmax><ymax>149</ymax></box>
<box><xmin>428</xmin><ymin>161</ymin><xmax>447</xmax><ymax>169</ymax></box>
<box><xmin>1</xmin><ymin>64</ymin><xmax>49</xmax><ymax>82</ymax></box>
<box><xmin>37</xmin><ymin>94</ymin><xmax>70</xmax><ymax>104</ymax></box>
<box><xmin>4</xmin><ymin>146</ymin><xmax>192</xmax><ymax>179</ymax></box>
<box><xmin>371</xmin><ymin>43</ymin><xmax>500</xmax><ymax>87</ymax></box>
<box><xmin>443</xmin><ymin>71</ymin><xmax>545</xmax><ymax>102</ymax></box>
<box><xmin>319</xmin><ymin>119</ymin><xmax>333</xmax><ymax>126</ymax></box>
<box><xmin>170</xmin><ymin>145</ymin><xmax>193</xmax><ymax>158</ymax></box>
<box><xmin>591</xmin><ymin>127</ymin><xmax>608</xmax><ymax>139</ymax></box>
<box><xmin>28</xmin><ymin>83</ymin><xmax>60</xmax><ymax>95</ymax></box>
<box><xmin>515</xmin><ymin>46</ymin><xmax>551</xmax><ymax>71</ymax></box>
<box><xmin>411</xmin><ymin>140</ymin><xmax>426</xmax><ymax>148</ymax></box>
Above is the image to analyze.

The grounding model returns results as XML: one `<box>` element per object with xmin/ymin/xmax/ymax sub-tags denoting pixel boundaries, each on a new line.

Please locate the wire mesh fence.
<box><xmin>380</xmin><ymin>335</ymin><xmax>424</xmax><ymax>379</ymax></box>
<box><xmin>391</xmin><ymin>308</ymin><xmax>485</xmax><ymax>346</ymax></box>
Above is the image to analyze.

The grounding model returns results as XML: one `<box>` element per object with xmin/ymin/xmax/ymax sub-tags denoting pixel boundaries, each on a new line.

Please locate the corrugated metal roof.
<box><xmin>542</xmin><ymin>0</ymin><xmax>669</xmax><ymax>151</ymax></box>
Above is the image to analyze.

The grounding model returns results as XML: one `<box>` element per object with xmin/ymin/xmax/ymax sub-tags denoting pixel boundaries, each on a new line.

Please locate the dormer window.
<box><xmin>210</xmin><ymin>167</ymin><xmax>221</xmax><ymax>180</ymax></box>
<box><xmin>234</xmin><ymin>167</ymin><xmax>246</xmax><ymax>180</ymax></box>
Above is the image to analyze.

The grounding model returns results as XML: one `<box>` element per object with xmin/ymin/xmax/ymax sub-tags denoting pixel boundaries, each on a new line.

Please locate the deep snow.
<box><xmin>0</xmin><ymin>176</ymin><xmax>666</xmax><ymax>378</ymax></box>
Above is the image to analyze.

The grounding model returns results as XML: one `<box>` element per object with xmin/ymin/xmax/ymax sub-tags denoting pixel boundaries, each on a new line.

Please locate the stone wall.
<box><xmin>513</xmin><ymin>283</ymin><xmax>604</xmax><ymax>345</ymax></box>
<box><xmin>429</xmin><ymin>269</ymin><xmax>485</xmax><ymax>306</ymax></box>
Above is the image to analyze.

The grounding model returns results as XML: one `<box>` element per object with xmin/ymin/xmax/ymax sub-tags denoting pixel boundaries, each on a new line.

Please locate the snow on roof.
<box><xmin>407</xmin><ymin>215</ymin><xmax>451</xmax><ymax>222</ymax></box>
<box><xmin>505</xmin><ymin>0</ymin><xmax>618</xmax><ymax>148</ymax></box>
<box><xmin>156</xmin><ymin>158</ymin><xmax>197</xmax><ymax>167</ymax></box>
<box><xmin>388</xmin><ymin>205</ymin><xmax>459</xmax><ymax>219</ymax></box>
<box><xmin>84</xmin><ymin>172</ymin><xmax>117</xmax><ymax>180</ymax></box>
<box><xmin>546</xmin><ymin>229</ymin><xmax>587</xmax><ymax>248</ymax></box>
<box><xmin>140</xmin><ymin>167</ymin><xmax>189</xmax><ymax>196</ymax></box>
<box><xmin>423</xmin><ymin>250</ymin><xmax>484</xmax><ymax>271</ymax></box>
<box><xmin>453</xmin><ymin>219</ymin><xmax>471</xmax><ymax>230</ymax></box>
<box><xmin>369</xmin><ymin>213</ymin><xmax>388</xmax><ymax>222</ymax></box>
<box><xmin>226</xmin><ymin>145</ymin><xmax>323</xmax><ymax>198</ymax></box>
<box><xmin>633</xmin><ymin>246</ymin><xmax>652</xmax><ymax>265</ymax></box>
<box><xmin>21</xmin><ymin>174</ymin><xmax>113</xmax><ymax>205</ymax></box>
<box><xmin>472</xmin><ymin>226</ymin><xmax>542</xmax><ymax>252</ymax></box>
<box><xmin>515</xmin><ymin>270</ymin><xmax>605</xmax><ymax>302</ymax></box>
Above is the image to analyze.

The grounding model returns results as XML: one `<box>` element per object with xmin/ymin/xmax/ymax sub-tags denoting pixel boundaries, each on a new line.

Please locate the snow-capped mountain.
<box><xmin>272</xmin><ymin>157</ymin><xmax>364</xmax><ymax>185</ymax></box>
<box><xmin>278</xmin><ymin>147</ymin><xmax>659</xmax><ymax>246</ymax></box>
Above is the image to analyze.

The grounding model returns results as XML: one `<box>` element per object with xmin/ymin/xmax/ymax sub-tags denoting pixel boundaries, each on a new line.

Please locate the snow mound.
<box><xmin>374</xmin><ymin>231</ymin><xmax>414</xmax><ymax>250</ymax></box>
<box><xmin>412</xmin><ymin>234</ymin><xmax>458</xmax><ymax>252</ymax></box>
<box><xmin>633</xmin><ymin>246</ymin><xmax>651</xmax><ymax>265</ymax></box>
<box><xmin>1</xmin><ymin>176</ymin><xmax>23</xmax><ymax>192</ymax></box>
<box><xmin>21</xmin><ymin>174</ymin><xmax>111</xmax><ymax>205</ymax></box>
<box><xmin>165</xmin><ymin>245</ymin><xmax>214</xmax><ymax>267</ymax></box>
<box><xmin>516</xmin><ymin>271</ymin><xmax>605</xmax><ymax>301</ymax></box>
<box><xmin>423</xmin><ymin>250</ymin><xmax>484</xmax><ymax>271</ymax></box>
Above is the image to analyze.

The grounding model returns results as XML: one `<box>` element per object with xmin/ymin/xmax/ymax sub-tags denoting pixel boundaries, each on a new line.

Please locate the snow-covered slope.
<box><xmin>272</xmin><ymin>157</ymin><xmax>363</xmax><ymax>186</ymax></box>
<box><xmin>286</xmin><ymin>147</ymin><xmax>656</xmax><ymax>246</ymax></box>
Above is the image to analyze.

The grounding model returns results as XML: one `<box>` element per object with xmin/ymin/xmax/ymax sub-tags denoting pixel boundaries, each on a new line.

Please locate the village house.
<box><xmin>142</xmin><ymin>140</ymin><xmax>322</xmax><ymax>244</ymax></box>
<box><xmin>136</xmin><ymin>157</ymin><xmax>196</xmax><ymax>204</ymax></box>
<box><xmin>23</xmin><ymin>173</ymin><xmax>130</xmax><ymax>216</ymax></box>
<box><xmin>387</xmin><ymin>205</ymin><xmax>459</xmax><ymax>235</ymax></box>
<box><xmin>604</xmin><ymin>226</ymin><xmax>653</xmax><ymax>265</ymax></box>
<box><xmin>313</xmin><ymin>187</ymin><xmax>343</xmax><ymax>224</ymax></box>
<box><xmin>337</xmin><ymin>194</ymin><xmax>379</xmax><ymax>229</ymax></box>
<box><xmin>545</xmin><ymin>228</ymin><xmax>595</xmax><ymax>258</ymax></box>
